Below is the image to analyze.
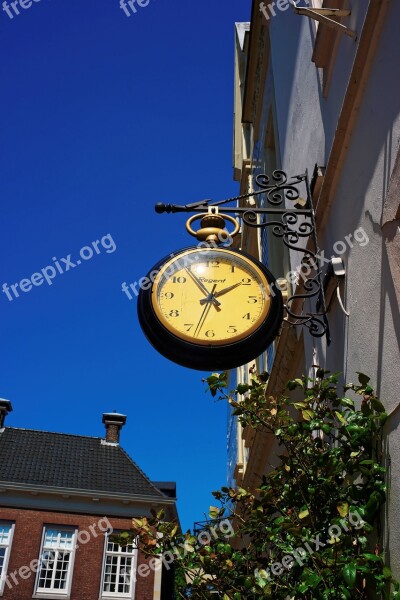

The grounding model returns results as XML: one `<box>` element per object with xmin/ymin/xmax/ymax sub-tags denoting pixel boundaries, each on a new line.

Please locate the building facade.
<box><xmin>0</xmin><ymin>400</ymin><xmax>178</xmax><ymax>600</ymax></box>
<box><xmin>229</xmin><ymin>0</ymin><xmax>400</xmax><ymax>579</ymax></box>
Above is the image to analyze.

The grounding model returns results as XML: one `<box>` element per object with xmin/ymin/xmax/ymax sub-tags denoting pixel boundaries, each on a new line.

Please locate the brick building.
<box><xmin>0</xmin><ymin>400</ymin><xmax>178</xmax><ymax>600</ymax></box>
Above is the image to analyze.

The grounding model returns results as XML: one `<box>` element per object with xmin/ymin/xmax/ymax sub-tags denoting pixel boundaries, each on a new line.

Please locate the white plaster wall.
<box><xmin>267</xmin><ymin>0</ymin><xmax>400</xmax><ymax>578</ymax></box>
<box><xmin>324</xmin><ymin>0</ymin><xmax>400</xmax><ymax>576</ymax></box>
<box><xmin>269</xmin><ymin>8</ymin><xmax>325</xmax><ymax>175</ymax></box>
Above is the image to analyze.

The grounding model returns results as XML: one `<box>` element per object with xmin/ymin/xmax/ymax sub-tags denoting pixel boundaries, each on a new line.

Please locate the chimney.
<box><xmin>0</xmin><ymin>399</ymin><xmax>13</xmax><ymax>428</ymax></box>
<box><xmin>102</xmin><ymin>411</ymin><xmax>127</xmax><ymax>444</ymax></box>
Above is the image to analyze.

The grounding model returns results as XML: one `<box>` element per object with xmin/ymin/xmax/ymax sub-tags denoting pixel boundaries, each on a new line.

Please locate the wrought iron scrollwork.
<box><xmin>155</xmin><ymin>169</ymin><xmax>330</xmax><ymax>343</ymax></box>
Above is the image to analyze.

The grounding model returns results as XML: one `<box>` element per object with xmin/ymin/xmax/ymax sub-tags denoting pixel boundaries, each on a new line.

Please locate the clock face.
<box><xmin>138</xmin><ymin>246</ymin><xmax>283</xmax><ymax>371</ymax></box>
<box><xmin>151</xmin><ymin>248</ymin><xmax>271</xmax><ymax>346</ymax></box>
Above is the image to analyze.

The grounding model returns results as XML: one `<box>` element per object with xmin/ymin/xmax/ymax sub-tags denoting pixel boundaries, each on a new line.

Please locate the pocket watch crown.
<box><xmin>185</xmin><ymin>213</ymin><xmax>240</xmax><ymax>244</ymax></box>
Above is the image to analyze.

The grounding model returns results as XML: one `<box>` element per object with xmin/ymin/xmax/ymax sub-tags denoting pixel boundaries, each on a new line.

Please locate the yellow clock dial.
<box><xmin>151</xmin><ymin>248</ymin><xmax>271</xmax><ymax>346</ymax></box>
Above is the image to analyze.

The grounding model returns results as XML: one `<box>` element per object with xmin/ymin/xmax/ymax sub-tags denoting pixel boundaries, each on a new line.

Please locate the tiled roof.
<box><xmin>0</xmin><ymin>427</ymin><xmax>164</xmax><ymax>499</ymax></box>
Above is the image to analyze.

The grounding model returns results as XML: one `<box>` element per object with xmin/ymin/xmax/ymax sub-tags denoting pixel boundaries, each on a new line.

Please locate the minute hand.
<box><xmin>200</xmin><ymin>282</ymin><xmax>242</xmax><ymax>305</ymax></box>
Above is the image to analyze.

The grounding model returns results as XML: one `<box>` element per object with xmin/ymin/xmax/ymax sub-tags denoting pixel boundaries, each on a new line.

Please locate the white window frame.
<box><xmin>33</xmin><ymin>526</ymin><xmax>78</xmax><ymax>600</ymax></box>
<box><xmin>0</xmin><ymin>522</ymin><xmax>15</xmax><ymax>596</ymax></box>
<box><xmin>100</xmin><ymin>532</ymin><xmax>138</xmax><ymax>600</ymax></box>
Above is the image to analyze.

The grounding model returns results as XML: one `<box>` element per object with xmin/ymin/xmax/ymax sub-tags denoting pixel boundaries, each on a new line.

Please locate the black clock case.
<box><xmin>137</xmin><ymin>246</ymin><xmax>284</xmax><ymax>371</ymax></box>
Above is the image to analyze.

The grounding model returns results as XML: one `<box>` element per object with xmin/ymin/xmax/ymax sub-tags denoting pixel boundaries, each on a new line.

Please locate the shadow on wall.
<box><xmin>325</xmin><ymin>0</ymin><xmax>400</xmax><ymax>393</ymax></box>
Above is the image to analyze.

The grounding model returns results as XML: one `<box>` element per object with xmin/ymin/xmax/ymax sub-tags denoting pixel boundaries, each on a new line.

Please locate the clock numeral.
<box><xmin>172</xmin><ymin>276</ymin><xmax>187</xmax><ymax>284</ymax></box>
<box><xmin>206</xmin><ymin>260</ymin><xmax>220</xmax><ymax>267</ymax></box>
<box><xmin>231</xmin><ymin>265</ymin><xmax>235</xmax><ymax>273</ymax></box>
<box><xmin>184</xmin><ymin>324</ymin><xmax>194</xmax><ymax>332</ymax></box>
<box><xmin>227</xmin><ymin>326</ymin><xmax>238</xmax><ymax>333</ymax></box>
<box><xmin>205</xmin><ymin>330</ymin><xmax>215</xmax><ymax>338</ymax></box>
<box><xmin>242</xmin><ymin>312</ymin><xmax>251</xmax><ymax>320</ymax></box>
<box><xmin>169</xmin><ymin>310</ymin><xmax>180</xmax><ymax>317</ymax></box>
<box><xmin>164</xmin><ymin>292</ymin><xmax>174</xmax><ymax>299</ymax></box>
<box><xmin>241</xmin><ymin>277</ymin><xmax>251</xmax><ymax>285</ymax></box>
<box><xmin>248</xmin><ymin>296</ymin><xmax>258</xmax><ymax>304</ymax></box>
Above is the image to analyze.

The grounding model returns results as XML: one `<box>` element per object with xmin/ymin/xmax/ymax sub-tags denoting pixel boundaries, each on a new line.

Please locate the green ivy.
<box><xmin>115</xmin><ymin>370</ymin><xmax>398</xmax><ymax>599</ymax></box>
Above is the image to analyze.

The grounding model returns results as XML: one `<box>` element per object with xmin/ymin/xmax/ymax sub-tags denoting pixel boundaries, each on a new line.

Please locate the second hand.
<box><xmin>194</xmin><ymin>284</ymin><xmax>217</xmax><ymax>337</ymax></box>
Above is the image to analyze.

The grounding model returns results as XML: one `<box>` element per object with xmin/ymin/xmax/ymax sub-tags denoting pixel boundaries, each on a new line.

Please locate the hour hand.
<box><xmin>200</xmin><ymin>282</ymin><xmax>242</xmax><ymax>305</ymax></box>
<box><xmin>185</xmin><ymin>268</ymin><xmax>221</xmax><ymax>308</ymax></box>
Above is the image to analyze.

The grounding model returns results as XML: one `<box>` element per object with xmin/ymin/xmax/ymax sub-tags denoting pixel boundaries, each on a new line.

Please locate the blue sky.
<box><xmin>0</xmin><ymin>0</ymin><xmax>251</xmax><ymax>530</ymax></box>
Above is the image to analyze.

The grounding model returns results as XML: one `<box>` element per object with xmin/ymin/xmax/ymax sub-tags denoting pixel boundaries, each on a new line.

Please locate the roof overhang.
<box><xmin>0</xmin><ymin>481</ymin><xmax>178</xmax><ymax>522</ymax></box>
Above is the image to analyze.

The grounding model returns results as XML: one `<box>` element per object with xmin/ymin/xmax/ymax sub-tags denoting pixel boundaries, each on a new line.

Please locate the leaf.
<box><xmin>342</xmin><ymin>563</ymin><xmax>357</xmax><ymax>588</ymax></box>
<box><xmin>237</xmin><ymin>383</ymin><xmax>250</xmax><ymax>395</ymax></box>
<box><xmin>362</xmin><ymin>553</ymin><xmax>383</xmax><ymax>562</ymax></box>
<box><xmin>328</xmin><ymin>536</ymin><xmax>341</xmax><ymax>545</ymax></box>
<box><xmin>383</xmin><ymin>566</ymin><xmax>392</xmax><ymax>580</ymax></box>
<box><xmin>286</xmin><ymin>380</ymin><xmax>298</xmax><ymax>390</ymax></box>
<box><xmin>293</xmin><ymin>402</ymin><xmax>307</xmax><ymax>409</ymax></box>
<box><xmin>341</xmin><ymin>397</ymin><xmax>355</xmax><ymax>409</ymax></box>
<box><xmin>209</xmin><ymin>506</ymin><xmax>220</xmax><ymax>519</ymax></box>
<box><xmin>170</xmin><ymin>525</ymin><xmax>178</xmax><ymax>538</ymax></box>
<box><xmin>306</xmin><ymin>572</ymin><xmax>322</xmax><ymax>589</ymax></box>
<box><xmin>299</xmin><ymin>509</ymin><xmax>309</xmax><ymax>519</ymax></box>
<box><xmin>371</xmin><ymin>397</ymin><xmax>385</xmax><ymax>413</ymax></box>
<box><xmin>337</xmin><ymin>502</ymin><xmax>349</xmax><ymax>517</ymax></box>
<box><xmin>255</xmin><ymin>569</ymin><xmax>269</xmax><ymax>589</ymax></box>
<box><xmin>293</xmin><ymin>378</ymin><xmax>304</xmax><ymax>387</ymax></box>
<box><xmin>132</xmin><ymin>518</ymin><xmax>144</xmax><ymax>528</ymax></box>
<box><xmin>356</xmin><ymin>372</ymin><xmax>370</xmax><ymax>385</ymax></box>
<box><xmin>339</xmin><ymin>584</ymin><xmax>352</xmax><ymax>599</ymax></box>
<box><xmin>302</xmin><ymin>409</ymin><xmax>314</xmax><ymax>422</ymax></box>
<box><xmin>335</xmin><ymin>410</ymin><xmax>346</xmax><ymax>425</ymax></box>
<box><xmin>380</xmin><ymin>412</ymin><xmax>388</xmax><ymax>425</ymax></box>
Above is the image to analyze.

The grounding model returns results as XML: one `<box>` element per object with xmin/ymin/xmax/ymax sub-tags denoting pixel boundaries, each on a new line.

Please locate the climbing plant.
<box><xmin>116</xmin><ymin>369</ymin><xmax>398</xmax><ymax>599</ymax></box>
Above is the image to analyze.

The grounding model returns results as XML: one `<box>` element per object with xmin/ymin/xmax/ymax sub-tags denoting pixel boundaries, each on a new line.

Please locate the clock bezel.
<box><xmin>137</xmin><ymin>246</ymin><xmax>283</xmax><ymax>371</ymax></box>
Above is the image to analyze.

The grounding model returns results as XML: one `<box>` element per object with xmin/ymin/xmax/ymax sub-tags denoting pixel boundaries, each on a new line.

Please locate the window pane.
<box><xmin>0</xmin><ymin>525</ymin><xmax>11</xmax><ymax>545</ymax></box>
<box><xmin>0</xmin><ymin>548</ymin><xmax>5</xmax><ymax>575</ymax></box>
<box><xmin>44</xmin><ymin>529</ymin><xmax>59</xmax><ymax>547</ymax></box>
<box><xmin>59</xmin><ymin>532</ymin><xmax>73</xmax><ymax>549</ymax></box>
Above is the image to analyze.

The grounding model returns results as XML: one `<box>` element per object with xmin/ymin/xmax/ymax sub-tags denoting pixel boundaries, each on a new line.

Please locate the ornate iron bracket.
<box><xmin>155</xmin><ymin>170</ymin><xmax>331</xmax><ymax>345</ymax></box>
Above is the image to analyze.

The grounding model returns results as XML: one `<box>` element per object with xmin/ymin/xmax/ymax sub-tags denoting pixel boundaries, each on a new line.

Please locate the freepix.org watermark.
<box><xmin>2</xmin><ymin>234</ymin><xmax>117</xmax><ymax>302</ymax></box>
<box><xmin>2</xmin><ymin>0</ymin><xmax>48</xmax><ymax>20</ymax></box>
<box><xmin>118</xmin><ymin>518</ymin><xmax>235</xmax><ymax>586</ymax></box>
<box><xmin>2</xmin><ymin>517</ymin><xmax>112</xmax><ymax>591</ymax></box>
<box><xmin>120</xmin><ymin>226</ymin><xmax>369</xmax><ymax>301</ymax></box>
<box><xmin>121</xmin><ymin>229</ymin><xmax>234</xmax><ymax>301</ymax></box>
<box><xmin>254</xmin><ymin>510</ymin><xmax>364</xmax><ymax>585</ymax></box>
<box><xmin>260</xmin><ymin>0</ymin><xmax>310</xmax><ymax>22</ymax></box>
<box><xmin>119</xmin><ymin>0</ymin><xmax>152</xmax><ymax>18</ymax></box>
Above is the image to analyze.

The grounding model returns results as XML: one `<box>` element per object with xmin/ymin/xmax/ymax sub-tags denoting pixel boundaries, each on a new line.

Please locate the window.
<box><xmin>101</xmin><ymin>536</ymin><xmax>137</xmax><ymax>599</ymax></box>
<box><xmin>0</xmin><ymin>522</ymin><xmax>15</xmax><ymax>595</ymax></box>
<box><xmin>34</xmin><ymin>527</ymin><xmax>77</xmax><ymax>597</ymax></box>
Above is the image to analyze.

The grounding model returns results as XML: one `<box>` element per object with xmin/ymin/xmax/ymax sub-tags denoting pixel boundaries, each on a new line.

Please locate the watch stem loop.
<box><xmin>185</xmin><ymin>212</ymin><xmax>240</xmax><ymax>244</ymax></box>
